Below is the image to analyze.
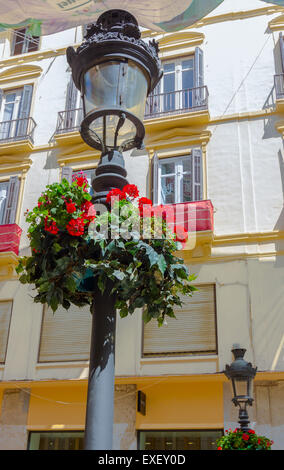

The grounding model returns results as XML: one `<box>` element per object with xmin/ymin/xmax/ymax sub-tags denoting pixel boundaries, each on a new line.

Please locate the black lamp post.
<box><xmin>224</xmin><ymin>344</ymin><xmax>257</xmax><ymax>432</ymax></box>
<box><xmin>66</xmin><ymin>9</ymin><xmax>162</xmax><ymax>450</ymax></box>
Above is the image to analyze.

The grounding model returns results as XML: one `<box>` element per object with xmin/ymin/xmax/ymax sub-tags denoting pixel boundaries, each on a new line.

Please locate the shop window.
<box><xmin>28</xmin><ymin>431</ymin><xmax>84</xmax><ymax>450</ymax></box>
<box><xmin>138</xmin><ymin>430</ymin><xmax>223</xmax><ymax>450</ymax></box>
<box><xmin>11</xmin><ymin>28</ymin><xmax>40</xmax><ymax>56</ymax></box>
<box><xmin>0</xmin><ymin>300</ymin><xmax>13</xmax><ymax>363</ymax></box>
<box><xmin>142</xmin><ymin>284</ymin><xmax>217</xmax><ymax>357</ymax></box>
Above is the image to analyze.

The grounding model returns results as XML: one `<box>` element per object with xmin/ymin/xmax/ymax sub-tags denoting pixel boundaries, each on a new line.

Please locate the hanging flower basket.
<box><xmin>216</xmin><ymin>428</ymin><xmax>274</xmax><ymax>450</ymax></box>
<box><xmin>16</xmin><ymin>175</ymin><xmax>197</xmax><ymax>325</ymax></box>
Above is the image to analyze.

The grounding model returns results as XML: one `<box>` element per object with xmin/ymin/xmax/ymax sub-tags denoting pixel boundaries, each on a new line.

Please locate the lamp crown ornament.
<box><xmin>66</xmin><ymin>9</ymin><xmax>162</xmax><ymax>97</ymax></box>
<box><xmin>225</xmin><ymin>344</ymin><xmax>257</xmax><ymax>381</ymax></box>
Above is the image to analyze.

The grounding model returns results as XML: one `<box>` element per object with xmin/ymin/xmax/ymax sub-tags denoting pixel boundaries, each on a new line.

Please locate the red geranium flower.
<box><xmin>138</xmin><ymin>197</ymin><xmax>153</xmax><ymax>217</ymax></box>
<box><xmin>44</xmin><ymin>217</ymin><xmax>59</xmax><ymax>235</ymax></box>
<box><xmin>66</xmin><ymin>217</ymin><xmax>85</xmax><ymax>236</ymax></box>
<box><xmin>217</xmin><ymin>447</ymin><xmax>222</xmax><ymax>450</ymax></box>
<box><xmin>106</xmin><ymin>188</ymin><xmax>126</xmax><ymax>204</ymax></box>
<box><xmin>248</xmin><ymin>429</ymin><xmax>255</xmax><ymax>434</ymax></box>
<box><xmin>65</xmin><ymin>200</ymin><xmax>77</xmax><ymax>214</ymax></box>
<box><xmin>73</xmin><ymin>172</ymin><xmax>88</xmax><ymax>190</ymax></box>
<box><xmin>123</xmin><ymin>184</ymin><xmax>139</xmax><ymax>199</ymax></box>
<box><xmin>173</xmin><ymin>225</ymin><xmax>188</xmax><ymax>242</ymax></box>
<box><xmin>81</xmin><ymin>200</ymin><xmax>96</xmax><ymax>221</ymax></box>
<box><xmin>242</xmin><ymin>433</ymin><xmax>250</xmax><ymax>441</ymax></box>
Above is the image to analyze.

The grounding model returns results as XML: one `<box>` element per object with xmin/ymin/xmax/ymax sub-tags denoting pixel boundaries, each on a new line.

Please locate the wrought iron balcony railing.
<box><xmin>274</xmin><ymin>73</ymin><xmax>284</xmax><ymax>99</ymax></box>
<box><xmin>0</xmin><ymin>117</ymin><xmax>36</xmax><ymax>143</ymax></box>
<box><xmin>56</xmin><ymin>108</ymin><xmax>83</xmax><ymax>134</ymax></box>
<box><xmin>55</xmin><ymin>86</ymin><xmax>209</xmax><ymax>135</ymax></box>
<box><xmin>144</xmin><ymin>86</ymin><xmax>209</xmax><ymax>119</ymax></box>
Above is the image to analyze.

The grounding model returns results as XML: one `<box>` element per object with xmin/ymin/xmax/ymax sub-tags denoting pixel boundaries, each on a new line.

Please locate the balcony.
<box><xmin>0</xmin><ymin>224</ymin><xmax>22</xmax><ymax>280</ymax></box>
<box><xmin>152</xmin><ymin>200</ymin><xmax>214</xmax><ymax>258</ymax></box>
<box><xmin>144</xmin><ymin>86</ymin><xmax>209</xmax><ymax>119</ymax></box>
<box><xmin>274</xmin><ymin>74</ymin><xmax>284</xmax><ymax>112</ymax></box>
<box><xmin>54</xmin><ymin>86</ymin><xmax>209</xmax><ymax>139</ymax></box>
<box><xmin>0</xmin><ymin>117</ymin><xmax>36</xmax><ymax>154</ymax></box>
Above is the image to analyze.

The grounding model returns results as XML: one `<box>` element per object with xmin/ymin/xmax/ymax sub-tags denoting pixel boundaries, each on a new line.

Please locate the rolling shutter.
<box><xmin>3</xmin><ymin>176</ymin><xmax>20</xmax><ymax>224</ymax></box>
<box><xmin>143</xmin><ymin>284</ymin><xmax>217</xmax><ymax>356</ymax></box>
<box><xmin>0</xmin><ymin>301</ymin><xmax>12</xmax><ymax>363</ymax></box>
<box><xmin>38</xmin><ymin>304</ymin><xmax>92</xmax><ymax>362</ymax></box>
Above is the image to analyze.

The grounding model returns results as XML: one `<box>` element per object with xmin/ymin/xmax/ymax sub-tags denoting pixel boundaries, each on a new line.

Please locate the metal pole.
<box><xmin>84</xmin><ymin>279</ymin><xmax>116</xmax><ymax>449</ymax></box>
<box><xmin>238</xmin><ymin>406</ymin><xmax>250</xmax><ymax>432</ymax></box>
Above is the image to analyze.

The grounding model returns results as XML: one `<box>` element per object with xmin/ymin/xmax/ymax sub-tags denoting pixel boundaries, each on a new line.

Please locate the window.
<box><xmin>0</xmin><ymin>300</ymin><xmax>13</xmax><ymax>363</ymax></box>
<box><xmin>142</xmin><ymin>284</ymin><xmax>217</xmax><ymax>357</ymax></box>
<box><xmin>11</xmin><ymin>28</ymin><xmax>40</xmax><ymax>56</ymax></box>
<box><xmin>60</xmin><ymin>76</ymin><xmax>82</xmax><ymax>132</ymax></box>
<box><xmin>146</xmin><ymin>48</ymin><xmax>204</xmax><ymax>116</ymax></box>
<box><xmin>139</xmin><ymin>430</ymin><xmax>222</xmax><ymax>450</ymax></box>
<box><xmin>38</xmin><ymin>304</ymin><xmax>91</xmax><ymax>362</ymax></box>
<box><xmin>28</xmin><ymin>431</ymin><xmax>84</xmax><ymax>450</ymax></box>
<box><xmin>0</xmin><ymin>177</ymin><xmax>20</xmax><ymax>225</ymax></box>
<box><xmin>151</xmin><ymin>148</ymin><xmax>203</xmax><ymax>205</ymax></box>
<box><xmin>0</xmin><ymin>85</ymin><xmax>33</xmax><ymax>140</ymax></box>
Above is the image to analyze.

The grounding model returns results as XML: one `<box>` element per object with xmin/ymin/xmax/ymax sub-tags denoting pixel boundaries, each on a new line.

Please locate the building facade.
<box><xmin>0</xmin><ymin>0</ymin><xmax>284</xmax><ymax>450</ymax></box>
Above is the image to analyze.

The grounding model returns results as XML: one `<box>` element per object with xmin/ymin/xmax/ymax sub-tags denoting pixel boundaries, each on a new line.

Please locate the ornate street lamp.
<box><xmin>66</xmin><ymin>9</ymin><xmax>162</xmax><ymax>450</ymax></box>
<box><xmin>67</xmin><ymin>9</ymin><xmax>162</xmax><ymax>204</ymax></box>
<box><xmin>224</xmin><ymin>344</ymin><xmax>257</xmax><ymax>432</ymax></box>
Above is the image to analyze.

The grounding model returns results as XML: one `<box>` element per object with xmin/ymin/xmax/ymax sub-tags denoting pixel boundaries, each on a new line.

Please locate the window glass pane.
<box><xmin>139</xmin><ymin>430</ymin><xmax>223</xmax><ymax>450</ymax></box>
<box><xmin>161</xmin><ymin>162</ymin><xmax>175</xmax><ymax>175</ymax></box>
<box><xmin>181</xmin><ymin>158</ymin><xmax>191</xmax><ymax>173</ymax></box>
<box><xmin>182</xmin><ymin>59</ymin><xmax>194</xmax><ymax>70</ymax></box>
<box><xmin>29</xmin><ymin>432</ymin><xmax>84</xmax><ymax>450</ymax></box>
<box><xmin>163</xmin><ymin>63</ymin><xmax>175</xmax><ymax>74</ymax></box>
<box><xmin>161</xmin><ymin>175</ymin><xmax>175</xmax><ymax>204</ymax></box>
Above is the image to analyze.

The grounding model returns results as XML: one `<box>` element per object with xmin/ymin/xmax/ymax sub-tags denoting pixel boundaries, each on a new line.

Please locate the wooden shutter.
<box><xmin>280</xmin><ymin>33</ymin><xmax>284</xmax><ymax>73</ymax></box>
<box><xmin>193</xmin><ymin>47</ymin><xmax>204</xmax><ymax>107</ymax></box>
<box><xmin>192</xmin><ymin>148</ymin><xmax>203</xmax><ymax>201</ymax></box>
<box><xmin>17</xmin><ymin>84</ymin><xmax>33</xmax><ymax>136</ymax></box>
<box><xmin>143</xmin><ymin>284</ymin><xmax>217</xmax><ymax>356</ymax></box>
<box><xmin>0</xmin><ymin>88</ymin><xmax>3</xmax><ymax>112</ymax></box>
<box><xmin>38</xmin><ymin>304</ymin><xmax>92</xmax><ymax>362</ymax></box>
<box><xmin>151</xmin><ymin>152</ymin><xmax>159</xmax><ymax>205</ymax></box>
<box><xmin>61</xmin><ymin>166</ymin><xmax>73</xmax><ymax>184</ymax></box>
<box><xmin>0</xmin><ymin>301</ymin><xmax>12</xmax><ymax>363</ymax></box>
<box><xmin>3</xmin><ymin>176</ymin><xmax>20</xmax><ymax>224</ymax></box>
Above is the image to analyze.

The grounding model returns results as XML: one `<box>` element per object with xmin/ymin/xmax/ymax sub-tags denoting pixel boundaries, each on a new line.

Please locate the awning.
<box><xmin>0</xmin><ymin>1</ymin><xmax>283</xmax><ymax>36</ymax></box>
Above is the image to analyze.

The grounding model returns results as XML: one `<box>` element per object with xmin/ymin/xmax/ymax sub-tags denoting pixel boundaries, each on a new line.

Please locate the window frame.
<box><xmin>11</xmin><ymin>27</ymin><xmax>40</xmax><ymax>56</ymax></box>
<box><xmin>0</xmin><ymin>299</ymin><xmax>13</xmax><ymax>364</ymax></box>
<box><xmin>157</xmin><ymin>152</ymin><xmax>203</xmax><ymax>205</ymax></box>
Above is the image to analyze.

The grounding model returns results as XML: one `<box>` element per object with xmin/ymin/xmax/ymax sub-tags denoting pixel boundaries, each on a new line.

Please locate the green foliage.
<box><xmin>17</xmin><ymin>178</ymin><xmax>197</xmax><ymax>325</ymax></box>
<box><xmin>216</xmin><ymin>428</ymin><xmax>274</xmax><ymax>450</ymax></box>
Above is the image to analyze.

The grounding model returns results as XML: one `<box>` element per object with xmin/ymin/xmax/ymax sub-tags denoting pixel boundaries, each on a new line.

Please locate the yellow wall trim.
<box><xmin>0</xmin><ymin>64</ymin><xmax>42</xmax><ymax>85</ymax></box>
<box><xmin>269</xmin><ymin>13</ymin><xmax>284</xmax><ymax>31</ymax></box>
<box><xmin>0</xmin><ymin>46</ymin><xmax>77</xmax><ymax>69</ymax></box>
<box><xmin>0</xmin><ymin>252</ymin><xmax>19</xmax><ymax>280</ymax></box>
